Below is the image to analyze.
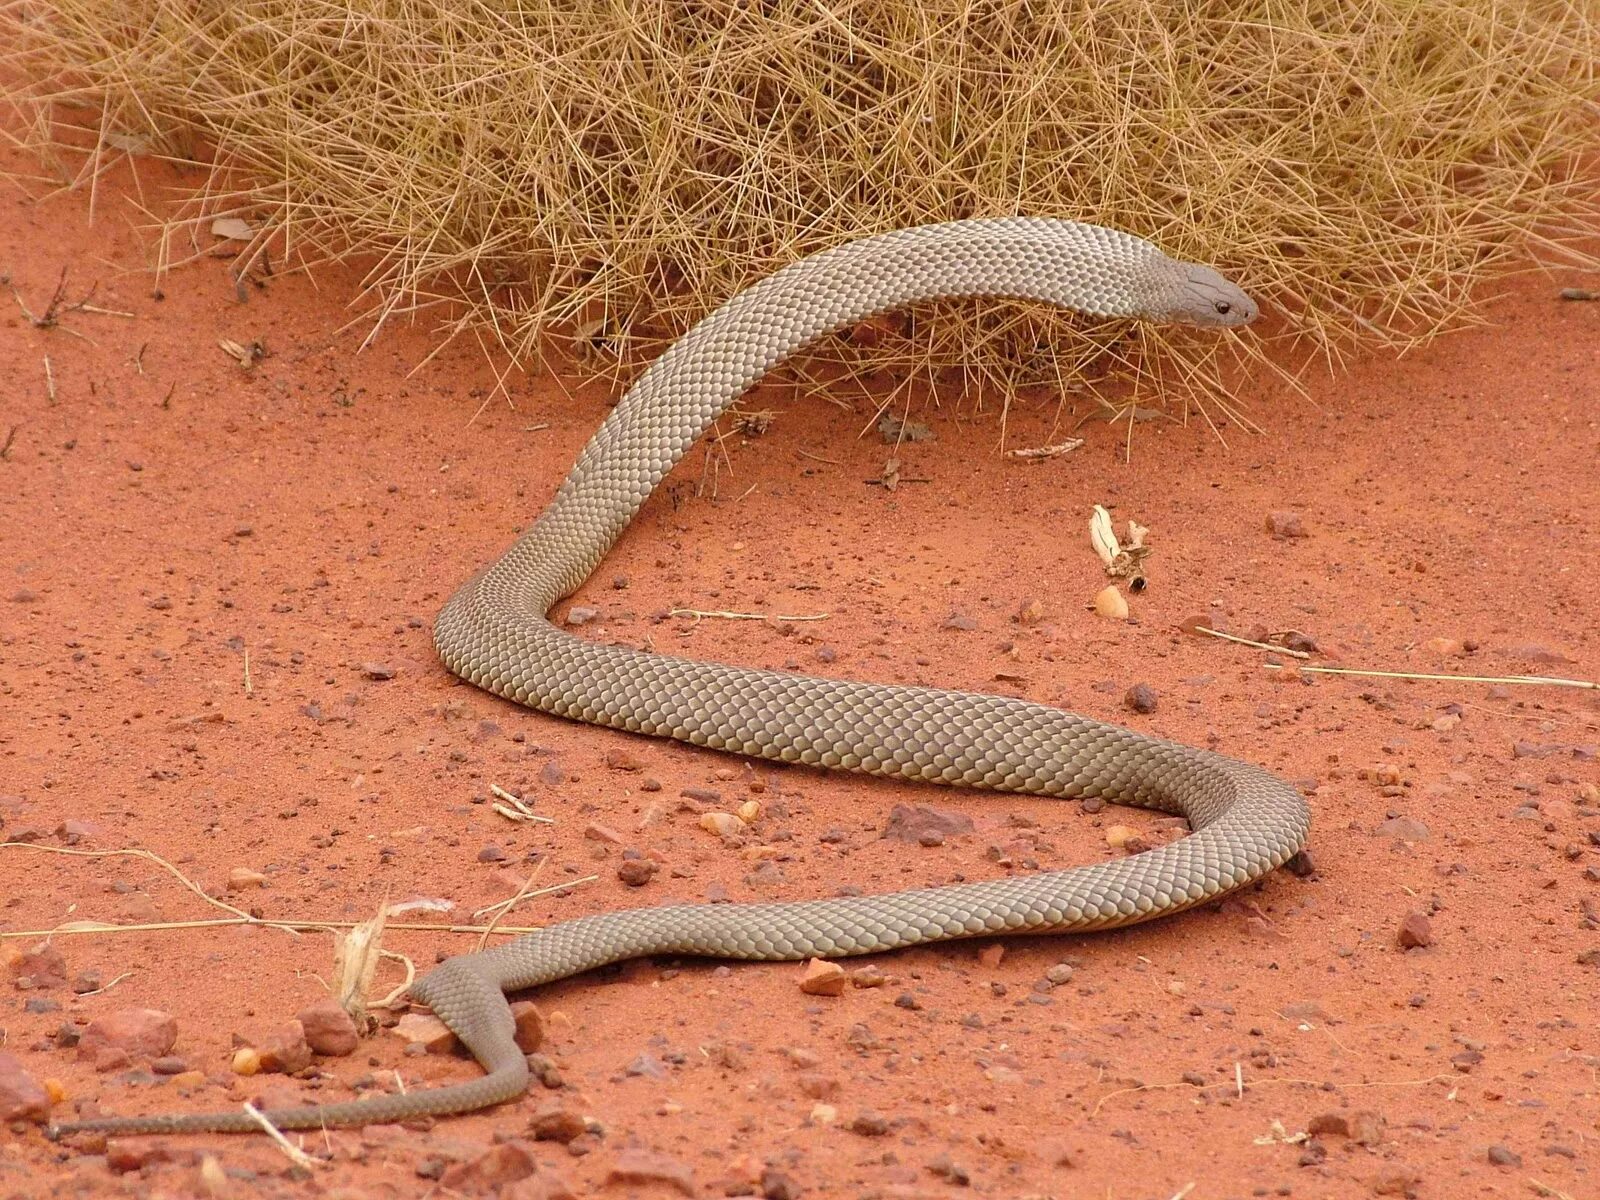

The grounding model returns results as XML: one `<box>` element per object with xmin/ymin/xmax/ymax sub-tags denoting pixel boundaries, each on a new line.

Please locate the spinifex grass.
<box><xmin>5</xmin><ymin>0</ymin><xmax>1596</xmax><ymax>423</ymax></box>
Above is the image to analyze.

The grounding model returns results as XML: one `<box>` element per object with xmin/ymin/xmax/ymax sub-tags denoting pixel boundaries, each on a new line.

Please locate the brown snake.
<box><xmin>52</xmin><ymin>219</ymin><xmax>1310</xmax><ymax>1137</ymax></box>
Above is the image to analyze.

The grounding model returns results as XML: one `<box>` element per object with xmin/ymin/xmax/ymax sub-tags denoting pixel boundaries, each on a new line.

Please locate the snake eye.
<box><xmin>1215</xmin><ymin>301</ymin><xmax>1232</xmax><ymax>315</ymax></box>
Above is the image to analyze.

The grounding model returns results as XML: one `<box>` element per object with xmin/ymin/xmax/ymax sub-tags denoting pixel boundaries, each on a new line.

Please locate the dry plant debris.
<box><xmin>4</xmin><ymin>0</ymin><xmax>1596</xmax><ymax>420</ymax></box>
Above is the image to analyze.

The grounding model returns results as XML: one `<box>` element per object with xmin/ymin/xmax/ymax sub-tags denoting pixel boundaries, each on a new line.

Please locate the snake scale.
<box><xmin>51</xmin><ymin>219</ymin><xmax>1310</xmax><ymax>1138</ymax></box>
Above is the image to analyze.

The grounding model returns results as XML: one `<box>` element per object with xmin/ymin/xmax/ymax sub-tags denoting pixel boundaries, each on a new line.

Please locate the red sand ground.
<box><xmin>2</xmin><ymin>145</ymin><xmax>1597</xmax><ymax>1200</ymax></box>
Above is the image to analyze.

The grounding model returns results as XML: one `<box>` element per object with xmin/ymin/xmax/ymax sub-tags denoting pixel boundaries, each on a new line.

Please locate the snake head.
<box><xmin>1154</xmin><ymin>262</ymin><xmax>1260</xmax><ymax>328</ymax></box>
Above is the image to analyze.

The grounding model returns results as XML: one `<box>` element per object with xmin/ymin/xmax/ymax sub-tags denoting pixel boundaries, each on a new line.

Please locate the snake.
<box><xmin>50</xmin><ymin>218</ymin><xmax>1310</xmax><ymax>1138</ymax></box>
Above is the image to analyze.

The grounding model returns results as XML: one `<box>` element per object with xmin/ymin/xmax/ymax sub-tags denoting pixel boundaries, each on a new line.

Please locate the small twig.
<box><xmin>243</xmin><ymin>647</ymin><xmax>253</xmax><ymax>695</ymax></box>
<box><xmin>796</xmin><ymin>449</ymin><xmax>841</xmax><ymax>465</ymax></box>
<box><xmin>1527</xmin><ymin>1178</ymin><xmax>1575</xmax><ymax>1200</ymax></box>
<box><xmin>1263</xmin><ymin>663</ymin><xmax>1595</xmax><ymax>690</ymax></box>
<box><xmin>1005</xmin><ymin>438</ymin><xmax>1084</xmax><ymax>461</ymax></box>
<box><xmin>43</xmin><ymin>356</ymin><xmax>56</xmax><ymax>404</ymax></box>
<box><xmin>1189</xmin><ymin>625</ymin><xmax>1313</xmax><ymax>659</ymax></box>
<box><xmin>1168</xmin><ymin>1185</ymin><xmax>1196</xmax><ymax>1200</ymax></box>
<box><xmin>474</xmin><ymin>858</ymin><xmax>548</xmax><ymax>949</ymax></box>
<box><xmin>77</xmin><ymin>970</ymin><xmax>134</xmax><ymax>996</ymax></box>
<box><xmin>491</xmin><ymin>783</ymin><xmax>555</xmax><ymax>825</ymax></box>
<box><xmin>1090</xmin><ymin>1069</ymin><xmax>1455</xmax><ymax>1117</ymax></box>
<box><xmin>0</xmin><ymin>916</ymin><xmax>558</xmax><ymax>939</ymax></box>
<box><xmin>0</xmin><ymin>842</ymin><xmax>592</xmax><ymax>939</ymax></box>
<box><xmin>670</xmin><ymin>607</ymin><xmax>830</xmax><ymax>622</ymax></box>
<box><xmin>1235</xmin><ymin>1061</ymin><xmax>1244</xmax><ymax>1099</ymax></box>
<box><xmin>0</xmin><ymin>425</ymin><xmax>17</xmax><ymax>460</ymax></box>
<box><xmin>242</xmin><ymin>1103</ymin><xmax>320</xmax><ymax>1169</ymax></box>
<box><xmin>1557</xmin><ymin>287</ymin><xmax>1597</xmax><ymax>301</ymax></box>
<box><xmin>471</xmin><ymin>875</ymin><xmax>598</xmax><ymax>928</ymax></box>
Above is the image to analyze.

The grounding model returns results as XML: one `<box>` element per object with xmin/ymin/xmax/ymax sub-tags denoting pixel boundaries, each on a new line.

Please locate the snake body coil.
<box><xmin>52</xmin><ymin>219</ymin><xmax>1308</xmax><ymax>1137</ymax></box>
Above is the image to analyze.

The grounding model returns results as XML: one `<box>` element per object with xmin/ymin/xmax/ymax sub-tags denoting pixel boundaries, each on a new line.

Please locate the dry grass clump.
<box><xmin>4</xmin><ymin>0</ymin><xmax>1597</xmax><ymax>423</ymax></box>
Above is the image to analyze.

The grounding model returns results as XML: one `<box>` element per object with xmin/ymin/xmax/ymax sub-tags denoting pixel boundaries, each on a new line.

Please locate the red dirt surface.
<box><xmin>2</xmin><ymin>146</ymin><xmax>1597</xmax><ymax>1200</ymax></box>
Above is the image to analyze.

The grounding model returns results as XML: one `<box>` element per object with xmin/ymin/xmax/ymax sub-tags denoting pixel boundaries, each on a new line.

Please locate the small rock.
<box><xmin>1092</xmin><ymin>585</ymin><xmax>1128</xmax><ymax>620</ymax></box>
<box><xmin>940</xmin><ymin>612</ymin><xmax>978</xmax><ymax>631</ymax></box>
<box><xmin>441</xmin><ymin>1141</ymin><xmax>539</xmax><ymax>1191</ymax></box>
<box><xmin>583</xmin><ymin>821</ymin><xmax>624</xmax><ymax>844</ymax></box>
<box><xmin>1266</xmin><ymin>510</ymin><xmax>1308</xmax><ymax>538</ymax></box>
<box><xmin>603</xmin><ymin>748</ymin><xmax>643</xmax><ymax>771</ymax></box>
<box><xmin>605</xmin><ymin>1149</ymin><xmax>696</xmax><ymax>1197</ymax></box>
<box><xmin>9</xmin><ymin>588</ymin><xmax>39</xmax><ymax>604</ymax></box>
<box><xmin>1374</xmin><ymin>816</ymin><xmax>1431</xmax><ymax>842</ymax></box>
<box><xmin>393</xmin><ymin>1012</ymin><xmax>458</xmax><ymax>1054</ymax></box>
<box><xmin>850</xmin><ymin>1111</ymin><xmax>890</xmax><ymax>1137</ymax></box>
<box><xmin>881</xmin><ymin>803</ymin><xmax>974</xmax><ymax>844</ymax></box>
<box><xmin>799</xmin><ymin>959</ymin><xmax>847</xmax><ymax>997</ymax></box>
<box><xmin>509</xmin><ymin>1001</ymin><xmax>545</xmax><ymax>1054</ymax></box>
<box><xmin>1104</xmin><ymin>825</ymin><xmax>1144</xmax><ymax>851</ymax></box>
<box><xmin>1123</xmin><ymin>683</ymin><xmax>1158</xmax><ymax>714</ymax></box>
<box><xmin>226</xmin><ymin>867</ymin><xmax>268</xmax><ymax>890</ymax></box>
<box><xmin>253</xmin><ymin>1020</ymin><xmax>312</xmax><ymax>1074</ymax></box>
<box><xmin>360</xmin><ymin>662</ymin><xmax>396</xmax><ymax>680</ymax></box>
<box><xmin>1015</xmin><ymin>598</ymin><xmax>1045</xmax><ymax>626</ymax></box>
<box><xmin>564</xmin><ymin>606</ymin><xmax>600</xmax><ymax>627</ymax></box>
<box><xmin>761</xmin><ymin>1168</ymin><xmax>803</xmax><ymax>1200</ymax></box>
<box><xmin>0</xmin><ymin>1052</ymin><xmax>50</xmax><ymax>1121</ymax></box>
<box><xmin>1285</xmin><ymin>849</ymin><xmax>1317</xmax><ymax>877</ymax></box>
<box><xmin>106</xmin><ymin>1140</ymin><xmax>171</xmax><ymax>1173</ymax></box>
<box><xmin>79</xmin><ymin>1009</ymin><xmax>178</xmax><ymax>1068</ymax></box>
<box><xmin>1044</xmin><ymin>963</ymin><xmax>1075</xmax><ymax>986</ymax></box>
<box><xmin>1396</xmin><ymin>912</ymin><xmax>1433</xmax><ymax>949</ymax></box>
<box><xmin>70</xmin><ymin>971</ymin><xmax>102</xmax><ymax>995</ymax></box>
<box><xmin>529</xmin><ymin>1098</ymin><xmax>588</xmax><ymax>1143</ymax></box>
<box><xmin>927</xmin><ymin>1153</ymin><xmax>971</xmax><ymax>1186</ymax></box>
<box><xmin>10</xmin><ymin>944</ymin><xmax>68</xmax><ymax>989</ymax></box>
<box><xmin>617</xmin><ymin>857</ymin><xmax>656</xmax><ymax>886</ymax></box>
<box><xmin>1486</xmin><ymin>1144</ymin><xmax>1521</xmax><ymax>1167</ymax></box>
<box><xmin>506</xmin><ymin>1172</ymin><xmax>578</xmax><ymax>1200</ymax></box>
<box><xmin>796</xmin><ymin>1072</ymin><xmax>840</xmax><ymax>1099</ymax></box>
<box><xmin>625</xmin><ymin>1052</ymin><xmax>667</xmax><ymax>1078</ymax></box>
<box><xmin>1307</xmin><ymin>1110</ymin><xmax>1385</xmax><ymax>1147</ymax></box>
<box><xmin>297</xmin><ymin>998</ymin><xmax>360</xmax><ymax>1057</ymax></box>
<box><xmin>1370</xmin><ymin>1167</ymin><xmax>1419</xmax><ymax>1197</ymax></box>
<box><xmin>699</xmin><ymin>812</ymin><xmax>744</xmax><ymax>838</ymax></box>
<box><xmin>477</xmin><ymin>844</ymin><xmax>510</xmax><ymax>863</ymax></box>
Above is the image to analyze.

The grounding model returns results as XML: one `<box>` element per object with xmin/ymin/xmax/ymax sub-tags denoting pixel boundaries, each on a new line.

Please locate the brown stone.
<box><xmin>254</xmin><ymin>1020</ymin><xmax>313</xmax><ymax>1075</ymax></box>
<box><xmin>510</xmin><ymin>1001</ymin><xmax>545</xmax><ymax>1054</ymax></box>
<box><xmin>505</xmin><ymin>1173</ymin><xmax>577</xmax><ymax>1200</ymax></box>
<box><xmin>798</xmin><ymin>958</ymin><xmax>847</xmax><ymax>996</ymax></box>
<box><xmin>297</xmin><ymin>998</ymin><xmax>360</xmax><ymax>1057</ymax></box>
<box><xmin>393</xmin><ymin>1012</ymin><xmax>459</xmax><ymax>1054</ymax></box>
<box><xmin>78</xmin><ymin>1009</ymin><xmax>178</xmax><ymax>1069</ymax></box>
<box><xmin>1396</xmin><ymin>912</ymin><xmax>1434</xmax><ymax>949</ymax></box>
<box><xmin>605</xmin><ymin>1149</ymin><xmax>696</xmax><ymax>1197</ymax></box>
<box><xmin>0</xmin><ymin>1052</ymin><xmax>50</xmax><ymax>1121</ymax></box>
<box><xmin>441</xmin><ymin>1141</ymin><xmax>539</xmax><ymax>1191</ymax></box>
<box><xmin>10</xmin><ymin>943</ymin><xmax>68</xmax><ymax>989</ymax></box>
<box><xmin>529</xmin><ymin>1099</ymin><xmax>588</xmax><ymax>1143</ymax></box>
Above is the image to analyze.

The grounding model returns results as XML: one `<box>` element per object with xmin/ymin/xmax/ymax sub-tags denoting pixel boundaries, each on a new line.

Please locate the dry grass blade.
<box><xmin>3</xmin><ymin>0</ymin><xmax>1597</xmax><ymax>423</ymax></box>
<box><xmin>328</xmin><ymin>901</ymin><xmax>389</xmax><ymax>1033</ymax></box>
